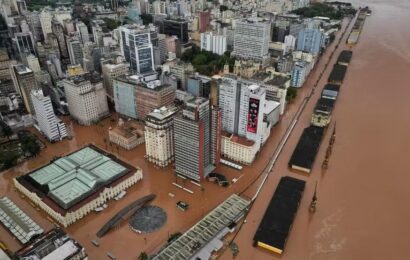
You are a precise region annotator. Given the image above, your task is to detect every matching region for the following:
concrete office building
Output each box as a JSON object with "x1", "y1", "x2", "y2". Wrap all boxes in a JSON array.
[
  {"x1": 31, "y1": 89, "x2": 67, "y2": 142},
  {"x1": 291, "y1": 61, "x2": 308, "y2": 87},
  {"x1": 187, "y1": 74, "x2": 211, "y2": 98},
  {"x1": 136, "y1": 80, "x2": 176, "y2": 120},
  {"x1": 11, "y1": 64, "x2": 38, "y2": 114},
  {"x1": 232, "y1": 18, "x2": 271, "y2": 64},
  {"x1": 174, "y1": 97, "x2": 221, "y2": 182},
  {"x1": 200, "y1": 32, "x2": 227, "y2": 55},
  {"x1": 119, "y1": 25, "x2": 155, "y2": 74},
  {"x1": 51, "y1": 18, "x2": 69, "y2": 59},
  {"x1": 162, "y1": 18, "x2": 189, "y2": 44},
  {"x1": 144, "y1": 106, "x2": 178, "y2": 167},
  {"x1": 14, "y1": 32, "x2": 36, "y2": 58},
  {"x1": 101, "y1": 58, "x2": 130, "y2": 101},
  {"x1": 113, "y1": 76, "x2": 138, "y2": 119},
  {"x1": 296, "y1": 28, "x2": 323, "y2": 55},
  {"x1": 62, "y1": 74, "x2": 109, "y2": 125},
  {"x1": 40, "y1": 9, "x2": 53, "y2": 42},
  {"x1": 25, "y1": 54, "x2": 41, "y2": 73},
  {"x1": 66, "y1": 38, "x2": 84, "y2": 65},
  {"x1": 76, "y1": 21, "x2": 90, "y2": 44}
]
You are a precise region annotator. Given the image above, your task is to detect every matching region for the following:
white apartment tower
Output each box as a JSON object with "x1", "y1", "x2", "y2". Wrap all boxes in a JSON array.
[
  {"x1": 232, "y1": 18, "x2": 271, "y2": 63},
  {"x1": 200, "y1": 32, "x2": 227, "y2": 55},
  {"x1": 218, "y1": 74, "x2": 266, "y2": 145},
  {"x1": 62, "y1": 74, "x2": 109, "y2": 125},
  {"x1": 31, "y1": 89, "x2": 67, "y2": 141},
  {"x1": 144, "y1": 107, "x2": 177, "y2": 167}
]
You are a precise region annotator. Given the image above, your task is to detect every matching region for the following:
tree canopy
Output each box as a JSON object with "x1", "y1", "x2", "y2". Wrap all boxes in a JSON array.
[
  {"x1": 291, "y1": 3, "x2": 355, "y2": 20},
  {"x1": 181, "y1": 45, "x2": 235, "y2": 76}
]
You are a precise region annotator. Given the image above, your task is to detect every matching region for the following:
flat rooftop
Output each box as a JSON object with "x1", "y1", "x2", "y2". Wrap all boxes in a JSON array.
[
  {"x1": 288, "y1": 126, "x2": 324, "y2": 172},
  {"x1": 14, "y1": 228, "x2": 86, "y2": 259},
  {"x1": 152, "y1": 194, "x2": 250, "y2": 260},
  {"x1": 110, "y1": 120, "x2": 144, "y2": 139},
  {"x1": 253, "y1": 176, "x2": 305, "y2": 254},
  {"x1": 16, "y1": 145, "x2": 136, "y2": 213}
]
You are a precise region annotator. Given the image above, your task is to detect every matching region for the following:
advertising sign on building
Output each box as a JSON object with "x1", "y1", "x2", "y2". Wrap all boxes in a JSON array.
[{"x1": 247, "y1": 98, "x2": 259, "y2": 133}]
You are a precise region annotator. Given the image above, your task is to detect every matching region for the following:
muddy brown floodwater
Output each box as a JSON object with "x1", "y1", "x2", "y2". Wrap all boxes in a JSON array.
[
  {"x1": 1, "y1": 1, "x2": 410, "y2": 259},
  {"x1": 220, "y1": 1, "x2": 410, "y2": 260}
]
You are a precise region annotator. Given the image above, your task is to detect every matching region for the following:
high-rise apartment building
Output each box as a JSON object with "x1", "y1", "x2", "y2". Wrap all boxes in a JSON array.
[
  {"x1": 13, "y1": 32, "x2": 36, "y2": 58},
  {"x1": 75, "y1": 21, "x2": 90, "y2": 44},
  {"x1": 25, "y1": 54, "x2": 41, "y2": 73},
  {"x1": 66, "y1": 38, "x2": 84, "y2": 65},
  {"x1": 31, "y1": 89, "x2": 67, "y2": 141},
  {"x1": 296, "y1": 28, "x2": 323, "y2": 55},
  {"x1": 11, "y1": 64, "x2": 38, "y2": 114},
  {"x1": 51, "y1": 18, "x2": 69, "y2": 58},
  {"x1": 199, "y1": 11, "x2": 211, "y2": 33},
  {"x1": 174, "y1": 97, "x2": 221, "y2": 181},
  {"x1": 136, "y1": 80, "x2": 176, "y2": 120},
  {"x1": 218, "y1": 75, "x2": 266, "y2": 145},
  {"x1": 113, "y1": 76, "x2": 138, "y2": 119},
  {"x1": 62, "y1": 73, "x2": 109, "y2": 125},
  {"x1": 101, "y1": 57, "x2": 130, "y2": 100},
  {"x1": 163, "y1": 18, "x2": 189, "y2": 44},
  {"x1": 200, "y1": 32, "x2": 227, "y2": 55},
  {"x1": 40, "y1": 9, "x2": 53, "y2": 42},
  {"x1": 144, "y1": 106, "x2": 177, "y2": 167},
  {"x1": 119, "y1": 25, "x2": 155, "y2": 74},
  {"x1": 232, "y1": 18, "x2": 271, "y2": 63}
]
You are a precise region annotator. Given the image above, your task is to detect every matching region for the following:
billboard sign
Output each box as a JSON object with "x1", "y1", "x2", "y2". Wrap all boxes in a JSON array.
[{"x1": 247, "y1": 98, "x2": 259, "y2": 133}]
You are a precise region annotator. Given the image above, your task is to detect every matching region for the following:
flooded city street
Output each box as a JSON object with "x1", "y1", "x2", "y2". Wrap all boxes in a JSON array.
[{"x1": 1, "y1": 1, "x2": 410, "y2": 259}]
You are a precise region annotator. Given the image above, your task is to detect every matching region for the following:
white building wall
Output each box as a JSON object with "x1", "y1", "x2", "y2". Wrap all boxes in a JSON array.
[
  {"x1": 13, "y1": 169, "x2": 143, "y2": 227},
  {"x1": 31, "y1": 89, "x2": 67, "y2": 141}
]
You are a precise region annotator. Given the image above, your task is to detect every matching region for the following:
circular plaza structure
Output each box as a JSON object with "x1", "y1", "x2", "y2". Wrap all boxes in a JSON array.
[{"x1": 129, "y1": 205, "x2": 167, "y2": 234}]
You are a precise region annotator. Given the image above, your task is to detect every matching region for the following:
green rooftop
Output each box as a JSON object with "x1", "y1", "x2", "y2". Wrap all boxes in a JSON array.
[{"x1": 29, "y1": 147, "x2": 128, "y2": 209}]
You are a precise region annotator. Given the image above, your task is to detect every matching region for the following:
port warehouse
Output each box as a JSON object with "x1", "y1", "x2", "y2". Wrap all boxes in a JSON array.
[
  {"x1": 253, "y1": 176, "x2": 305, "y2": 255},
  {"x1": 152, "y1": 194, "x2": 250, "y2": 260},
  {"x1": 289, "y1": 50, "x2": 351, "y2": 173},
  {"x1": 13, "y1": 144, "x2": 143, "y2": 227}
]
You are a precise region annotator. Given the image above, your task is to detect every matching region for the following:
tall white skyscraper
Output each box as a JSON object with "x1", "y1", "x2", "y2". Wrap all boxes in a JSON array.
[
  {"x1": 31, "y1": 89, "x2": 67, "y2": 141},
  {"x1": 119, "y1": 25, "x2": 154, "y2": 74},
  {"x1": 218, "y1": 74, "x2": 266, "y2": 145},
  {"x1": 232, "y1": 18, "x2": 271, "y2": 63}
]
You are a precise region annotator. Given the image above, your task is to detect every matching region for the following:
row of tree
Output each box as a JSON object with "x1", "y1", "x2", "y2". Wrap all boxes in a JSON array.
[{"x1": 292, "y1": 3, "x2": 356, "y2": 20}]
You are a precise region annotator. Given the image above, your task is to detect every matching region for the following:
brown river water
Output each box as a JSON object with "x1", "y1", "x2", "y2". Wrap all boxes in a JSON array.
[{"x1": 1, "y1": 1, "x2": 410, "y2": 259}]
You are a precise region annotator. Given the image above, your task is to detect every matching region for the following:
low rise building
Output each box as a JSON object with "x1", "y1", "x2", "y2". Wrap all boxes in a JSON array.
[
  {"x1": 14, "y1": 228, "x2": 87, "y2": 259},
  {"x1": 221, "y1": 132, "x2": 259, "y2": 165},
  {"x1": 109, "y1": 119, "x2": 145, "y2": 150},
  {"x1": 14, "y1": 145, "x2": 143, "y2": 227},
  {"x1": 0, "y1": 197, "x2": 44, "y2": 245}
]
